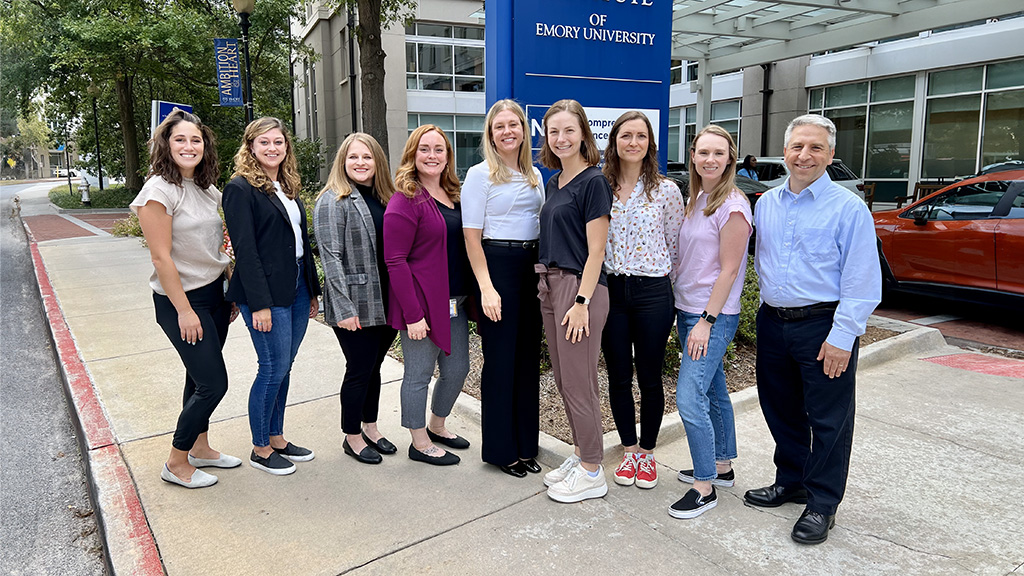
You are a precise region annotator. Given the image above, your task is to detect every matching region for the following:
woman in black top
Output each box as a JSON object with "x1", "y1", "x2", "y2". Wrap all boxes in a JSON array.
[
  {"x1": 313, "y1": 133, "x2": 399, "y2": 465},
  {"x1": 535, "y1": 99, "x2": 613, "y2": 503}
]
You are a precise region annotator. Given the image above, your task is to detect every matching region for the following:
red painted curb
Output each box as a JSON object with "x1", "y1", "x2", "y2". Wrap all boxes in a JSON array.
[
  {"x1": 924, "y1": 353, "x2": 1024, "y2": 379},
  {"x1": 27, "y1": 237, "x2": 165, "y2": 575}
]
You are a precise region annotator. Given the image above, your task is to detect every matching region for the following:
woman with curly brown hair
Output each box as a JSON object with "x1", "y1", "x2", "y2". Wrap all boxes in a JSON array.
[
  {"x1": 132, "y1": 109, "x2": 239, "y2": 489},
  {"x1": 223, "y1": 117, "x2": 322, "y2": 476},
  {"x1": 384, "y1": 124, "x2": 472, "y2": 466}
]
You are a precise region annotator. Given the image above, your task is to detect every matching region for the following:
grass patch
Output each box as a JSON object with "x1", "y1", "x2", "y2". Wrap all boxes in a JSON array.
[{"x1": 49, "y1": 184, "x2": 136, "y2": 209}]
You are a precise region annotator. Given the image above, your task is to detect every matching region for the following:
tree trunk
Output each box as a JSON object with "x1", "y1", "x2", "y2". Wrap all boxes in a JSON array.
[
  {"x1": 356, "y1": 0, "x2": 389, "y2": 158},
  {"x1": 115, "y1": 75, "x2": 142, "y2": 191}
]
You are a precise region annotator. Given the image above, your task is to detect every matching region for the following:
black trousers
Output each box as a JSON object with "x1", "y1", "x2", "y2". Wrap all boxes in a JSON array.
[
  {"x1": 153, "y1": 279, "x2": 231, "y2": 452},
  {"x1": 755, "y1": 303, "x2": 858, "y2": 516},
  {"x1": 477, "y1": 243, "x2": 541, "y2": 465},
  {"x1": 601, "y1": 274, "x2": 674, "y2": 450},
  {"x1": 332, "y1": 324, "x2": 398, "y2": 434}
]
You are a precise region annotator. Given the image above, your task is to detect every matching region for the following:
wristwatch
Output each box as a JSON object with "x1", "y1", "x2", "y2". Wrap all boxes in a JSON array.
[
  {"x1": 575, "y1": 294, "x2": 590, "y2": 306},
  {"x1": 701, "y1": 310, "x2": 717, "y2": 325}
]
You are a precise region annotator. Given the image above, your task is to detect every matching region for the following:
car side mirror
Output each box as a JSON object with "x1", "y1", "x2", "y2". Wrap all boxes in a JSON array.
[{"x1": 911, "y1": 207, "x2": 928, "y2": 226}]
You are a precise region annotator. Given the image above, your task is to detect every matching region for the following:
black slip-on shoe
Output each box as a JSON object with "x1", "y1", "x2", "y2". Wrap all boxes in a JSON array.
[
  {"x1": 408, "y1": 444, "x2": 460, "y2": 466},
  {"x1": 343, "y1": 438, "x2": 383, "y2": 464},
  {"x1": 668, "y1": 487, "x2": 718, "y2": 519},
  {"x1": 362, "y1": 432, "x2": 397, "y2": 455},
  {"x1": 499, "y1": 461, "x2": 528, "y2": 478},
  {"x1": 426, "y1": 429, "x2": 470, "y2": 450},
  {"x1": 519, "y1": 458, "x2": 542, "y2": 474},
  {"x1": 677, "y1": 468, "x2": 735, "y2": 487},
  {"x1": 249, "y1": 450, "x2": 296, "y2": 476},
  {"x1": 272, "y1": 442, "x2": 315, "y2": 462}
]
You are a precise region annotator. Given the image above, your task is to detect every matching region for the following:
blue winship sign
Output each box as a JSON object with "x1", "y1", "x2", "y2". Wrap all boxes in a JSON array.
[{"x1": 486, "y1": 0, "x2": 672, "y2": 167}]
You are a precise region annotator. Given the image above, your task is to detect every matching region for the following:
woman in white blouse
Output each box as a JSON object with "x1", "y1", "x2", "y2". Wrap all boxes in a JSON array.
[
  {"x1": 462, "y1": 99, "x2": 545, "y2": 478},
  {"x1": 601, "y1": 111, "x2": 684, "y2": 490}
]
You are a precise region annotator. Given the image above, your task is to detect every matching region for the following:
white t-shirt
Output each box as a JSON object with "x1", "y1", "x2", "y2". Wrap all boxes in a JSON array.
[
  {"x1": 461, "y1": 161, "x2": 544, "y2": 240},
  {"x1": 273, "y1": 181, "x2": 304, "y2": 259}
]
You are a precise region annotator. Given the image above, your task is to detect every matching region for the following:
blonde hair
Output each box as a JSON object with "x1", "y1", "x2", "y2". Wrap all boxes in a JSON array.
[
  {"x1": 394, "y1": 124, "x2": 461, "y2": 201},
  {"x1": 537, "y1": 99, "x2": 601, "y2": 170},
  {"x1": 318, "y1": 132, "x2": 395, "y2": 205},
  {"x1": 686, "y1": 125, "x2": 748, "y2": 218},
  {"x1": 602, "y1": 110, "x2": 662, "y2": 201},
  {"x1": 231, "y1": 117, "x2": 302, "y2": 199},
  {"x1": 482, "y1": 99, "x2": 539, "y2": 188}
]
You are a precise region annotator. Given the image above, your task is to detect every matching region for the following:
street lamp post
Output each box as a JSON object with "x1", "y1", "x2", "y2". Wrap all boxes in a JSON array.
[
  {"x1": 87, "y1": 82, "x2": 104, "y2": 191},
  {"x1": 233, "y1": 0, "x2": 255, "y2": 125}
]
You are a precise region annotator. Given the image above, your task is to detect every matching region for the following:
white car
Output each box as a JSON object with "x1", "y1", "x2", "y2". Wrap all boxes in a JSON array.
[{"x1": 752, "y1": 157, "x2": 866, "y2": 200}]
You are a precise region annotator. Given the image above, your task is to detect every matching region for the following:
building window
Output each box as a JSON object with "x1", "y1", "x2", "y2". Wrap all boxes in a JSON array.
[
  {"x1": 667, "y1": 108, "x2": 681, "y2": 161},
  {"x1": 670, "y1": 60, "x2": 682, "y2": 85},
  {"x1": 407, "y1": 113, "x2": 484, "y2": 178},
  {"x1": 711, "y1": 100, "x2": 741, "y2": 148},
  {"x1": 682, "y1": 106, "x2": 696, "y2": 164},
  {"x1": 406, "y1": 22, "x2": 485, "y2": 93}
]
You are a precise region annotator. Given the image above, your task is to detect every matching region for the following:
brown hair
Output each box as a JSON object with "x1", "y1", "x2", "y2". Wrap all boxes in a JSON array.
[
  {"x1": 537, "y1": 99, "x2": 601, "y2": 170},
  {"x1": 482, "y1": 99, "x2": 539, "y2": 188},
  {"x1": 394, "y1": 124, "x2": 461, "y2": 201},
  {"x1": 686, "y1": 125, "x2": 747, "y2": 218},
  {"x1": 231, "y1": 117, "x2": 302, "y2": 199},
  {"x1": 318, "y1": 132, "x2": 395, "y2": 205},
  {"x1": 602, "y1": 110, "x2": 662, "y2": 201},
  {"x1": 147, "y1": 108, "x2": 219, "y2": 189}
]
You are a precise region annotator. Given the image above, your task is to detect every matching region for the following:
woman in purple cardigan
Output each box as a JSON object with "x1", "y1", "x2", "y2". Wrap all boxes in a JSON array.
[{"x1": 384, "y1": 124, "x2": 472, "y2": 466}]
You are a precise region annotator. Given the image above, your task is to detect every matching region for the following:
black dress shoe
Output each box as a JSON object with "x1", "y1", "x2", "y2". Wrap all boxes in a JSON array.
[
  {"x1": 519, "y1": 458, "x2": 542, "y2": 474},
  {"x1": 362, "y1": 432, "x2": 397, "y2": 455},
  {"x1": 743, "y1": 484, "x2": 808, "y2": 508},
  {"x1": 499, "y1": 461, "x2": 528, "y2": 478},
  {"x1": 408, "y1": 444, "x2": 460, "y2": 466},
  {"x1": 343, "y1": 438, "x2": 382, "y2": 465},
  {"x1": 426, "y1": 429, "x2": 470, "y2": 450},
  {"x1": 791, "y1": 509, "x2": 835, "y2": 545}
]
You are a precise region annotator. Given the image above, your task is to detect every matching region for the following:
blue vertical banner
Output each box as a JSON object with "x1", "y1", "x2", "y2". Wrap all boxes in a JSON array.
[
  {"x1": 486, "y1": 0, "x2": 672, "y2": 169},
  {"x1": 214, "y1": 38, "x2": 243, "y2": 107}
]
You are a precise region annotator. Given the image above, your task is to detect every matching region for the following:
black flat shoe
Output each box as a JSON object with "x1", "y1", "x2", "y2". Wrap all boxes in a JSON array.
[
  {"x1": 362, "y1": 432, "x2": 397, "y2": 455},
  {"x1": 427, "y1": 429, "x2": 470, "y2": 450},
  {"x1": 499, "y1": 461, "x2": 528, "y2": 478},
  {"x1": 408, "y1": 444, "x2": 460, "y2": 466},
  {"x1": 519, "y1": 458, "x2": 542, "y2": 474},
  {"x1": 743, "y1": 484, "x2": 808, "y2": 508},
  {"x1": 791, "y1": 509, "x2": 835, "y2": 545},
  {"x1": 343, "y1": 438, "x2": 382, "y2": 465}
]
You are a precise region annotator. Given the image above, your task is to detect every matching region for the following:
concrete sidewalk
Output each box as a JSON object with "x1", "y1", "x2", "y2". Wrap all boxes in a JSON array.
[{"x1": 17, "y1": 189, "x2": 1024, "y2": 575}]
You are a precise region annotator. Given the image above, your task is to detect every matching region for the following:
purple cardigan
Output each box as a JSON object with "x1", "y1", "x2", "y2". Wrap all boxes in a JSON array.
[{"x1": 383, "y1": 188, "x2": 452, "y2": 354}]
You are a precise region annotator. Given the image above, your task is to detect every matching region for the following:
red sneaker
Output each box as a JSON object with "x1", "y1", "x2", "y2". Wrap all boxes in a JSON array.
[
  {"x1": 613, "y1": 452, "x2": 637, "y2": 486},
  {"x1": 636, "y1": 453, "x2": 658, "y2": 489}
]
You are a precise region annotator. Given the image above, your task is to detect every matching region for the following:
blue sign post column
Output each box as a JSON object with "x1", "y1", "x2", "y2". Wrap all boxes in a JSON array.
[{"x1": 486, "y1": 0, "x2": 672, "y2": 169}]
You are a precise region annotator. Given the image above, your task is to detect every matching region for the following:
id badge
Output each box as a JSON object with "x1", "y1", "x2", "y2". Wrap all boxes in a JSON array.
[{"x1": 449, "y1": 298, "x2": 458, "y2": 318}]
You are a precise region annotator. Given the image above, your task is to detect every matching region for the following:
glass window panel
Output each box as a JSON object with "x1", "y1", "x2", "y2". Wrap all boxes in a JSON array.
[
  {"x1": 922, "y1": 94, "x2": 981, "y2": 178},
  {"x1": 987, "y1": 59, "x2": 1024, "y2": 90},
  {"x1": 981, "y1": 89, "x2": 1024, "y2": 167},
  {"x1": 686, "y1": 63, "x2": 698, "y2": 82},
  {"x1": 417, "y1": 44, "x2": 452, "y2": 75},
  {"x1": 824, "y1": 82, "x2": 867, "y2": 107},
  {"x1": 405, "y1": 23, "x2": 415, "y2": 35},
  {"x1": 671, "y1": 68, "x2": 681, "y2": 84},
  {"x1": 416, "y1": 23, "x2": 452, "y2": 38},
  {"x1": 419, "y1": 114, "x2": 455, "y2": 131},
  {"x1": 928, "y1": 66, "x2": 982, "y2": 96},
  {"x1": 809, "y1": 88, "x2": 823, "y2": 110},
  {"x1": 871, "y1": 76, "x2": 915, "y2": 102},
  {"x1": 668, "y1": 126, "x2": 680, "y2": 162},
  {"x1": 684, "y1": 106, "x2": 696, "y2": 124},
  {"x1": 824, "y1": 106, "x2": 866, "y2": 178},
  {"x1": 420, "y1": 75, "x2": 452, "y2": 91},
  {"x1": 711, "y1": 100, "x2": 740, "y2": 120},
  {"x1": 454, "y1": 26, "x2": 484, "y2": 40},
  {"x1": 455, "y1": 132, "x2": 483, "y2": 179},
  {"x1": 455, "y1": 77, "x2": 484, "y2": 92},
  {"x1": 669, "y1": 108, "x2": 681, "y2": 125},
  {"x1": 406, "y1": 75, "x2": 420, "y2": 90},
  {"x1": 406, "y1": 43, "x2": 417, "y2": 73},
  {"x1": 683, "y1": 124, "x2": 696, "y2": 164},
  {"x1": 408, "y1": 113, "x2": 419, "y2": 128},
  {"x1": 454, "y1": 46, "x2": 484, "y2": 76},
  {"x1": 866, "y1": 101, "x2": 913, "y2": 179},
  {"x1": 456, "y1": 115, "x2": 485, "y2": 132},
  {"x1": 717, "y1": 120, "x2": 739, "y2": 143}
]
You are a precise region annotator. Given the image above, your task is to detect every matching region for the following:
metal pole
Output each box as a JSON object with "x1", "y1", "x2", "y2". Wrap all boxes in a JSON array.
[
  {"x1": 348, "y1": 5, "x2": 358, "y2": 134},
  {"x1": 240, "y1": 12, "x2": 254, "y2": 125},
  {"x1": 92, "y1": 96, "x2": 104, "y2": 191}
]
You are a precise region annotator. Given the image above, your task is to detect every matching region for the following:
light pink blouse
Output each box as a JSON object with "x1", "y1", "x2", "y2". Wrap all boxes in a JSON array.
[
  {"x1": 604, "y1": 178, "x2": 685, "y2": 278},
  {"x1": 673, "y1": 190, "x2": 752, "y2": 315}
]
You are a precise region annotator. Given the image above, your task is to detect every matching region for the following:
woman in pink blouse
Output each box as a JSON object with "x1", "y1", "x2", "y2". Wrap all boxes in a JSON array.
[
  {"x1": 669, "y1": 125, "x2": 752, "y2": 519},
  {"x1": 601, "y1": 111, "x2": 684, "y2": 490}
]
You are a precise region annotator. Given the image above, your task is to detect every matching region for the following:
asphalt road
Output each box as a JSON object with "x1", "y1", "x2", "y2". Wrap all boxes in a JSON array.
[{"x1": 0, "y1": 189, "x2": 106, "y2": 575}]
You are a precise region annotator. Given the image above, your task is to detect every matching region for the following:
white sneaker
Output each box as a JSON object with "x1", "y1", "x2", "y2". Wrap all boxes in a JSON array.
[
  {"x1": 543, "y1": 454, "x2": 582, "y2": 487},
  {"x1": 547, "y1": 464, "x2": 608, "y2": 503}
]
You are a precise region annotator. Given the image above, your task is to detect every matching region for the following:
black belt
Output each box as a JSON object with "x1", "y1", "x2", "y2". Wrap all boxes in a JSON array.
[
  {"x1": 764, "y1": 301, "x2": 838, "y2": 321},
  {"x1": 483, "y1": 239, "x2": 538, "y2": 249}
]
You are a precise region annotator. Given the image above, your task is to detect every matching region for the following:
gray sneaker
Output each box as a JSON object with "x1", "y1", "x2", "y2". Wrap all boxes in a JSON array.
[{"x1": 543, "y1": 454, "x2": 582, "y2": 487}]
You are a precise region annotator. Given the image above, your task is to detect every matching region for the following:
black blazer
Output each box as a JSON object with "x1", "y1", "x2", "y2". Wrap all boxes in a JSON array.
[{"x1": 222, "y1": 176, "x2": 321, "y2": 311}]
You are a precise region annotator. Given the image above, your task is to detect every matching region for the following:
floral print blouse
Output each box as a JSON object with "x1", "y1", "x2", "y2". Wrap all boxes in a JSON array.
[{"x1": 604, "y1": 177, "x2": 685, "y2": 279}]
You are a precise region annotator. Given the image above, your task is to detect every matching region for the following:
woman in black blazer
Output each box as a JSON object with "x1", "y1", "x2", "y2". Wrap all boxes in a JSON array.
[
  {"x1": 313, "y1": 133, "x2": 398, "y2": 465},
  {"x1": 223, "y1": 117, "x2": 322, "y2": 477}
]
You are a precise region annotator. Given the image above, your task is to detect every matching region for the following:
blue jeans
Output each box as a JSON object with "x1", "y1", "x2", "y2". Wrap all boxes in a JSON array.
[
  {"x1": 676, "y1": 310, "x2": 740, "y2": 482},
  {"x1": 238, "y1": 260, "x2": 312, "y2": 447}
]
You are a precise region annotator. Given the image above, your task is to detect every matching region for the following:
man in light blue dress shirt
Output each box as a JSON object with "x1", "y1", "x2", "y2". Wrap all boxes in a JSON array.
[{"x1": 746, "y1": 115, "x2": 881, "y2": 545}]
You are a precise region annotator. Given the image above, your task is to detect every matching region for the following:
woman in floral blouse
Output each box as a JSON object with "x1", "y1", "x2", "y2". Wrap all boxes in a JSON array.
[{"x1": 601, "y1": 111, "x2": 684, "y2": 490}]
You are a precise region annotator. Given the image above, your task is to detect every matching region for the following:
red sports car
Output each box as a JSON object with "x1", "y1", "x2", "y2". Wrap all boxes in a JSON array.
[{"x1": 873, "y1": 170, "x2": 1024, "y2": 306}]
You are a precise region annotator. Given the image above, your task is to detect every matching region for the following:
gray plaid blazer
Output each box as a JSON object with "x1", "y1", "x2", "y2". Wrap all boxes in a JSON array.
[{"x1": 313, "y1": 188, "x2": 388, "y2": 327}]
